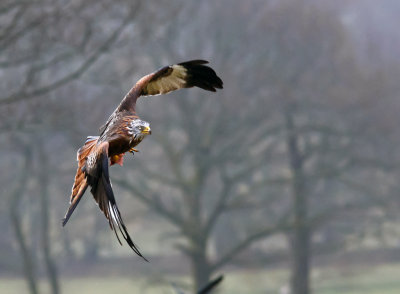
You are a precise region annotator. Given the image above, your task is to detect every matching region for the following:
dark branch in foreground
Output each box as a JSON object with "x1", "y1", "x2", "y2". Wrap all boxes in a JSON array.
[
  {"x1": 198, "y1": 275, "x2": 223, "y2": 294},
  {"x1": 172, "y1": 275, "x2": 224, "y2": 294}
]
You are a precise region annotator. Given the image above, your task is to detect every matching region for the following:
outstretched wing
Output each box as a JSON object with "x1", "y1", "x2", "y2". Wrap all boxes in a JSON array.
[
  {"x1": 118, "y1": 60, "x2": 223, "y2": 112},
  {"x1": 86, "y1": 142, "x2": 147, "y2": 260},
  {"x1": 140, "y1": 60, "x2": 223, "y2": 95},
  {"x1": 63, "y1": 140, "x2": 147, "y2": 260}
]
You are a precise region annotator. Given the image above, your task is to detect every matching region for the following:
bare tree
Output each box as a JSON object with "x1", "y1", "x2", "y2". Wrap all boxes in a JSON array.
[
  {"x1": 0, "y1": 0, "x2": 142, "y2": 105},
  {"x1": 1, "y1": 1, "x2": 399, "y2": 294},
  {"x1": 109, "y1": 1, "x2": 293, "y2": 290},
  {"x1": 9, "y1": 144, "x2": 37, "y2": 294}
]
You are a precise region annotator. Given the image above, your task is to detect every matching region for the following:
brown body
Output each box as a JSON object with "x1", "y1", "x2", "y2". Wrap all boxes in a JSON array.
[
  {"x1": 101, "y1": 113, "x2": 141, "y2": 158},
  {"x1": 63, "y1": 60, "x2": 223, "y2": 259}
]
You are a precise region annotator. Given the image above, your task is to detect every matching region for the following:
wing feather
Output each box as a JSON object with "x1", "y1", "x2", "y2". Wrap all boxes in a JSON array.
[
  {"x1": 142, "y1": 60, "x2": 223, "y2": 95},
  {"x1": 87, "y1": 142, "x2": 148, "y2": 260},
  {"x1": 118, "y1": 60, "x2": 223, "y2": 112},
  {"x1": 63, "y1": 139, "x2": 147, "y2": 260}
]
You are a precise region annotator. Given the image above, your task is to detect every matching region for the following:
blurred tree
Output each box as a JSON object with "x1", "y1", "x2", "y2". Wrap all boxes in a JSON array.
[
  {"x1": 1, "y1": 1, "x2": 399, "y2": 294},
  {"x1": 258, "y1": 1, "x2": 399, "y2": 293},
  {"x1": 113, "y1": 1, "x2": 398, "y2": 293},
  {"x1": 0, "y1": 0, "x2": 174, "y2": 292},
  {"x1": 0, "y1": 0, "x2": 142, "y2": 105},
  {"x1": 9, "y1": 143, "x2": 37, "y2": 294},
  {"x1": 112, "y1": 0, "x2": 293, "y2": 290},
  {"x1": 38, "y1": 143, "x2": 60, "y2": 294}
]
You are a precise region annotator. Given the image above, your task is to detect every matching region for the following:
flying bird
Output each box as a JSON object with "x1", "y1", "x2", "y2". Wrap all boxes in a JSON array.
[{"x1": 62, "y1": 60, "x2": 223, "y2": 260}]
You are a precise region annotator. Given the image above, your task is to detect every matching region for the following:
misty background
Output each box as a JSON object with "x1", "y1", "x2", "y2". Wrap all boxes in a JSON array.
[{"x1": 1, "y1": 0, "x2": 400, "y2": 293}]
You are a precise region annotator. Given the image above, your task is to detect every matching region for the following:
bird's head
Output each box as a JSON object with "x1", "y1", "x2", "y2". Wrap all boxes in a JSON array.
[{"x1": 129, "y1": 119, "x2": 151, "y2": 139}]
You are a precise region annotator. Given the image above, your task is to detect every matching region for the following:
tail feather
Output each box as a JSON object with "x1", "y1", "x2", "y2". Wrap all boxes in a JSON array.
[
  {"x1": 63, "y1": 137, "x2": 147, "y2": 260},
  {"x1": 62, "y1": 136, "x2": 99, "y2": 226},
  {"x1": 62, "y1": 183, "x2": 88, "y2": 226}
]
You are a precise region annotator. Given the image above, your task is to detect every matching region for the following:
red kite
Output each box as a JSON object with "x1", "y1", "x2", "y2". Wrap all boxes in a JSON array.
[{"x1": 62, "y1": 60, "x2": 223, "y2": 260}]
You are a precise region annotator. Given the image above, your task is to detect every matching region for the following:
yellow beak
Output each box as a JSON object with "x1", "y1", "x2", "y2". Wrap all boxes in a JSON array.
[{"x1": 141, "y1": 126, "x2": 151, "y2": 135}]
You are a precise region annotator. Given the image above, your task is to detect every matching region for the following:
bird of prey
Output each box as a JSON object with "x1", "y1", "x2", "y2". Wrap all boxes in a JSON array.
[{"x1": 62, "y1": 60, "x2": 223, "y2": 260}]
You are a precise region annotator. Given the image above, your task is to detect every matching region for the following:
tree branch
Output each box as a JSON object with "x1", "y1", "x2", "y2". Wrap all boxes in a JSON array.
[
  {"x1": 210, "y1": 219, "x2": 292, "y2": 272},
  {"x1": 113, "y1": 177, "x2": 184, "y2": 229},
  {"x1": 0, "y1": 2, "x2": 141, "y2": 105}
]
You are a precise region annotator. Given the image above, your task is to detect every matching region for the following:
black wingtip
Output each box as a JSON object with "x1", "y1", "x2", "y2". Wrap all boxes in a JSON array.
[
  {"x1": 178, "y1": 59, "x2": 209, "y2": 66},
  {"x1": 139, "y1": 253, "x2": 149, "y2": 262},
  {"x1": 122, "y1": 225, "x2": 149, "y2": 262},
  {"x1": 125, "y1": 236, "x2": 149, "y2": 262},
  {"x1": 181, "y1": 61, "x2": 223, "y2": 93},
  {"x1": 99, "y1": 156, "x2": 149, "y2": 261}
]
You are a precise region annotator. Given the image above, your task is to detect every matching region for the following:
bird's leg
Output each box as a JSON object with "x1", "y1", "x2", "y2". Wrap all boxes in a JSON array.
[
  {"x1": 110, "y1": 154, "x2": 125, "y2": 166},
  {"x1": 129, "y1": 147, "x2": 139, "y2": 155}
]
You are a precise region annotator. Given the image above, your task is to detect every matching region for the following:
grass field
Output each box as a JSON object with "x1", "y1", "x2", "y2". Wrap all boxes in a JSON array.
[
  {"x1": 313, "y1": 263, "x2": 400, "y2": 294},
  {"x1": 1, "y1": 263, "x2": 400, "y2": 294}
]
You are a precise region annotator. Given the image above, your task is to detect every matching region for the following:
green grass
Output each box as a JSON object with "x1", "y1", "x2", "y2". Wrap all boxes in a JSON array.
[
  {"x1": 1, "y1": 277, "x2": 172, "y2": 294},
  {"x1": 1, "y1": 263, "x2": 400, "y2": 294},
  {"x1": 313, "y1": 263, "x2": 400, "y2": 294}
]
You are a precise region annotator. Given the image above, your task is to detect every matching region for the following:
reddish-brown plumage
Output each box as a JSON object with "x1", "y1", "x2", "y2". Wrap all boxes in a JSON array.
[{"x1": 63, "y1": 60, "x2": 223, "y2": 259}]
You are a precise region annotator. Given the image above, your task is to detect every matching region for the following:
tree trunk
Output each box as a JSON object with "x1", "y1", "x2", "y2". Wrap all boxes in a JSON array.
[
  {"x1": 62, "y1": 230, "x2": 74, "y2": 261},
  {"x1": 290, "y1": 201, "x2": 311, "y2": 294},
  {"x1": 189, "y1": 241, "x2": 212, "y2": 292},
  {"x1": 11, "y1": 212, "x2": 39, "y2": 294},
  {"x1": 83, "y1": 213, "x2": 103, "y2": 262},
  {"x1": 285, "y1": 108, "x2": 311, "y2": 294},
  {"x1": 39, "y1": 150, "x2": 60, "y2": 294},
  {"x1": 10, "y1": 150, "x2": 38, "y2": 294}
]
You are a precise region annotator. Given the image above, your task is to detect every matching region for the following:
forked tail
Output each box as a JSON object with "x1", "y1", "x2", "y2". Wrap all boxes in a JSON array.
[{"x1": 62, "y1": 136, "x2": 99, "y2": 226}]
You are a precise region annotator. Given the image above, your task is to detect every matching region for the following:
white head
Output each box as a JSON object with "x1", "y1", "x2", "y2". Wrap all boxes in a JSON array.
[{"x1": 128, "y1": 119, "x2": 151, "y2": 140}]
